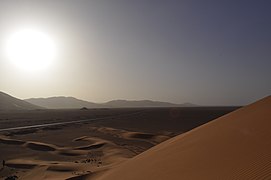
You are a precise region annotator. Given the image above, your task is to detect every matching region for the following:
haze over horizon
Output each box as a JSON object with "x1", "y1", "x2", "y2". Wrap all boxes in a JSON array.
[{"x1": 1, "y1": 0, "x2": 271, "y2": 106}]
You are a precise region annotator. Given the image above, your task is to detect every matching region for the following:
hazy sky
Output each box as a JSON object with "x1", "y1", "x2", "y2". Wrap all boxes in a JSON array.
[{"x1": 0, "y1": 0, "x2": 270, "y2": 105}]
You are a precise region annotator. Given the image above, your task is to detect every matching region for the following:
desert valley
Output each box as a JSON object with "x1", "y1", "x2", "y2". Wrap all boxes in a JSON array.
[{"x1": 1, "y1": 1, "x2": 270, "y2": 179}]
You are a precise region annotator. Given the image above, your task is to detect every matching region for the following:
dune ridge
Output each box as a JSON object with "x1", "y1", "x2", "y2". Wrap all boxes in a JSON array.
[{"x1": 97, "y1": 96, "x2": 271, "y2": 180}]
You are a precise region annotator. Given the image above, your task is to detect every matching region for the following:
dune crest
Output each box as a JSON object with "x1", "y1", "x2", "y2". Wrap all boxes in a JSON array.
[{"x1": 97, "y1": 96, "x2": 271, "y2": 180}]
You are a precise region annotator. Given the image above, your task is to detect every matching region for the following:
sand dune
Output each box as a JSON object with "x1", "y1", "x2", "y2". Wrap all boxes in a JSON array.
[
  {"x1": 75, "y1": 143, "x2": 106, "y2": 150},
  {"x1": 25, "y1": 142, "x2": 57, "y2": 152},
  {"x1": 0, "y1": 136, "x2": 25, "y2": 145},
  {"x1": 6, "y1": 159, "x2": 38, "y2": 169},
  {"x1": 91, "y1": 127, "x2": 170, "y2": 145},
  {"x1": 98, "y1": 96, "x2": 271, "y2": 180}
]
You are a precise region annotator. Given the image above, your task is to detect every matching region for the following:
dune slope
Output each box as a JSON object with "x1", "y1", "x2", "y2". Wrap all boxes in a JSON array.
[{"x1": 98, "y1": 96, "x2": 271, "y2": 180}]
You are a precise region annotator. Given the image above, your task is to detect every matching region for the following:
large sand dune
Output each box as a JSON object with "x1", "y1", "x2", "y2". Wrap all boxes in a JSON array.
[{"x1": 98, "y1": 96, "x2": 271, "y2": 180}]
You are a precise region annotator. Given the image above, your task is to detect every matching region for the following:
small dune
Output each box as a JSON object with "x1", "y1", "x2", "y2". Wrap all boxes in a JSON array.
[
  {"x1": 73, "y1": 136, "x2": 107, "y2": 144},
  {"x1": 58, "y1": 149, "x2": 87, "y2": 156},
  {"x1": 73, "y1": 136, "x2": 89, "y2": 141},
  {"x1": 93, "y1": 127, "x2": 126, "y2": 138},
  {"x1": 123, "y1": 132, "x2": 155, "y2": 139},
  {"x1": 122, "y1": 132, "x2": 170, "y2": 144},
  {"x1": 6, "y1": 160, "x2": 38, "y2": 169},
  {"x1": 6, "y1": 163, "x2": 37, "y2": 169},
  {"x1": 75, "y1": 142, "x2": 106, "y2": 150},
  {"x1": 47, "y1": 164, "x2": 78, "y2": 172},
  {"x1": 24, "y1": 142, "x2": 57, "y2": 152},
  {"x1": 0, "y1": 136, "x2": 25, "y2": 145},
  {"x1": 92, "y1": 126, "x2": 170, "y2": 144}
]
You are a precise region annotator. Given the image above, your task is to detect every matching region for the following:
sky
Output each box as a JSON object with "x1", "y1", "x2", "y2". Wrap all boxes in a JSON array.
[{"x1": 0, "y1": 0, "x2": 270, "y2": 106}]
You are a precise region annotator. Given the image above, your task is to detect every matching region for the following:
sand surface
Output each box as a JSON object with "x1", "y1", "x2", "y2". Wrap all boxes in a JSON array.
[
  {"x1": 98, "y1": 96, "x2": 271, "y2": 180},
  {"x1": 0, "y1": 107, "x2": 237, "y2": 179}
]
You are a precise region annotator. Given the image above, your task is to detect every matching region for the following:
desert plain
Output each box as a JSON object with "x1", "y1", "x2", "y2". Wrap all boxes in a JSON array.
[{"x1": 0, "y1": 106, "x2": 237, "y2": 179}]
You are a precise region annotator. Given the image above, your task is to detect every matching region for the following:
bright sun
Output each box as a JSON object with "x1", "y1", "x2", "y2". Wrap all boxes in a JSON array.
[{"x1": 6, "y1": 28, "x2": 57, "y2": 71}]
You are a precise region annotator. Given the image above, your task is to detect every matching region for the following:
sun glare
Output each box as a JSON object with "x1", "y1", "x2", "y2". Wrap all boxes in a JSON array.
[{"x1": 5, "y1": 28, "x2": 57, "y2": 71}]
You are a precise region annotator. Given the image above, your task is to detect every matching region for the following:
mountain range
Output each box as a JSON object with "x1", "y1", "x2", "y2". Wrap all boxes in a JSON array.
[
  {"x1": 0, "y1": 91, "x2": 196, "y2": 110},
  {"x1": 25, "y1": 97, "x2": 196, "y2": 109}
]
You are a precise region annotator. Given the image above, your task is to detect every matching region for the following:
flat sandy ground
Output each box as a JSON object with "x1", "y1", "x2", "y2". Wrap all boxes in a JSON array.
[{"x1": 0, "y1": 107, "x2": 237, "y2": 180}]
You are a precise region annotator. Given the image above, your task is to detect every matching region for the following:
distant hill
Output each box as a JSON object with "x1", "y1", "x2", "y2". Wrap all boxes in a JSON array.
[
  {"x1": 0, "y1": 92, "x2": 41, "y2": 111},
  {"x1": 104, "y1": 100, "x2": 194, "y2": 108},
  {"x1": 25, "y1": 97, "x2": 105, "y2": 109},
  {"x1": 25, "y1": 97, "x2": 196, "y2": 109}
]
